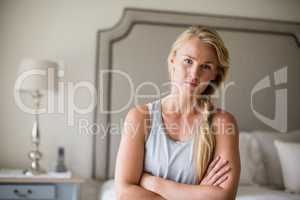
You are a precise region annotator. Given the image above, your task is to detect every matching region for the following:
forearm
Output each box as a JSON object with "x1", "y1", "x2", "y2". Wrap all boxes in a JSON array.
[
  {"x1": 154, "y1": 178, "x2": 232, "y2": 200},
  {"x1": 117, "y1": 183, "x2": 166, "y2": 200}
]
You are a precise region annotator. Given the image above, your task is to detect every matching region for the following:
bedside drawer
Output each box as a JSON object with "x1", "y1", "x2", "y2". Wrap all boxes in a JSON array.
[{"x1": 0, "y1": 184, "x2": 55, "y2": 199}]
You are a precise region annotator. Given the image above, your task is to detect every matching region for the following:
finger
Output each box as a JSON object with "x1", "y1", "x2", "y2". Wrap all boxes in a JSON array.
[
  {"x1": 199, "y1": 178, "x2": 207, "y2": 185},
  {"x1": 211, "y1": 166, "x2": 231, "y2": 185},
  {"x1": 206, "y1": 156, "x2": 220, "y2": 174},
  {"x1": 207, "y1": 159, "x2": 229, "y2": 180},
  {"x1": 213, "y1": 175, "x2": 228, "y2": 186},
  {"x1": 210, "y1": 159, "x2": 229, "y2": 176},
  {"x1": 200, "y1": 173, "x2": 213, "y2": 185}
]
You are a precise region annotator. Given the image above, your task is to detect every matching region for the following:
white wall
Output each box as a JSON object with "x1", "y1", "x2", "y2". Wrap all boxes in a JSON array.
[{"x1": 0, "y1": 0, "x2": 299, "y2": 178}]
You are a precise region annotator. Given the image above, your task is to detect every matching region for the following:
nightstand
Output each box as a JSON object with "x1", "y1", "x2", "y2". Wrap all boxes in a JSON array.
[{"x1": 0, "y1": 177, "x2": 84, "y2": 200}]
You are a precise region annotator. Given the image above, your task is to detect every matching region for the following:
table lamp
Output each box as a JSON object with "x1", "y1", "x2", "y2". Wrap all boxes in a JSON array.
[{"x1": 16, "y1": 59, "x2": 58, "y2": 175}]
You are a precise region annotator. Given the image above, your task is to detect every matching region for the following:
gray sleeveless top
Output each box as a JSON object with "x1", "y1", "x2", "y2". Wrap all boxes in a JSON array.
[{"x1": 144, "y1": 99, "x2": 198, "y2": 185}]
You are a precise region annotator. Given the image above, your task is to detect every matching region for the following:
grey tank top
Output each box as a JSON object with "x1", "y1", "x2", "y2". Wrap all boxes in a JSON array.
[{"x1": 144, "y1": 99, "x2": 199, "y2": 185}]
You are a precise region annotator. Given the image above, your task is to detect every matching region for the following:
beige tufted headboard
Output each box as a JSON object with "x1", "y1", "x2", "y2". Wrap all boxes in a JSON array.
[{"x1": 93, "y1": 8, "x2": 300, "y2": 180}]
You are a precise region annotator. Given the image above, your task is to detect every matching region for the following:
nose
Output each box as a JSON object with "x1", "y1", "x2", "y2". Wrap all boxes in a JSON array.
[
  {"x1": 190, "y1": 65, "x2": 202, "y2": 82},
  {"x1": 191, "y1": 77, "x2": 198, "y2": 83}
]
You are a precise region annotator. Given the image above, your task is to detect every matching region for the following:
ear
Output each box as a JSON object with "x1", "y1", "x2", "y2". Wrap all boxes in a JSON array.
[
  {"x1": 169, "y1": 57, "x2": 174, "y2": 65},
  {"x1": 169, "y1": 51, "x2": 176, "y2": 64}
]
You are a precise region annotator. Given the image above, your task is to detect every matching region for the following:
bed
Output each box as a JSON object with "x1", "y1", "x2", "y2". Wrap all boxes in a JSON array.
[
  {"x1": 98, "y1": 181, "x2": 300, "y2": 200},
  {"x1": 92, "y1": 8, "x2": 300, "y2": 200}
]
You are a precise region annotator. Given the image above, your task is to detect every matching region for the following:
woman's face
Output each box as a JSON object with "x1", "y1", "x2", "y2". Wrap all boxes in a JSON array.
[{"x1": 170, "y1": 37, "x2": 218, "y2": 96}]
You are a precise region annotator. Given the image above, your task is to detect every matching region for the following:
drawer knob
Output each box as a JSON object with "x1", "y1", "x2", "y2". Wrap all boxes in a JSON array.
[{"x1": 13, "y1": 189, "x2": 32, "y2": 198}]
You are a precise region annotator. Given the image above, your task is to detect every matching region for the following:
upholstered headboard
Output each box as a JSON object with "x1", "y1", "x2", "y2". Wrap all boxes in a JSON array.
[{"x1": 93, "y1": 8, "x2": 300, "y2": 180}]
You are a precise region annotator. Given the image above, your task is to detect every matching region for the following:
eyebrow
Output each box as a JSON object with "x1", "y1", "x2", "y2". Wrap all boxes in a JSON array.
[{"x1": 183, "y1": 55, "x2": 217, "y2": 65}]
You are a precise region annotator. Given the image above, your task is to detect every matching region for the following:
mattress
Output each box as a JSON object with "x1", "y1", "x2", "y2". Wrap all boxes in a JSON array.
[{"x1": 98, "y1": 179, "x2": 300, "y2": 200}]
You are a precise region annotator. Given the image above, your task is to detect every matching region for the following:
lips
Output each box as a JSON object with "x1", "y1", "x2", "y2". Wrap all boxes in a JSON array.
[
  {"x1": 190, "y1": 82, "x2": 198, "y2": 87},
  {"x1": 186, "y1": 81, "x2": 198, "y2": 87}
]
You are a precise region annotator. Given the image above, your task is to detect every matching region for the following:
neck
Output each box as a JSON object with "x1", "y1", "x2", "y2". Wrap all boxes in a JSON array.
[{"x1": 162, "y1": 94, "x2": 202, "y2": 117}]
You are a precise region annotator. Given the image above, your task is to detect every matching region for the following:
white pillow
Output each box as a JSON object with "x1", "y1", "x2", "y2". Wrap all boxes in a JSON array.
[
  {"x1": 253, "y1": 130, "x2": 300, "y2": 189},
  {"x1": 239, "y1": 132, "x2": 266, "y2": 185},
  {"x1": 274, "y1": 140, "x2": 300, "y2": 193}
]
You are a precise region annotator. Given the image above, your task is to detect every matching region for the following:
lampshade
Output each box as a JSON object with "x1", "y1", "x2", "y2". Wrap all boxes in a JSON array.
[{"x1": 17, "y1": 59, "x2": 59, "y2": 93}]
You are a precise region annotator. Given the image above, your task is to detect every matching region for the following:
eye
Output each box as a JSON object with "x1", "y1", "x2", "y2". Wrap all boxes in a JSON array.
[
  {"x1": 183, "y1": 58, "x2": 193, "y2": 65},
  {"x1": 201, "y1": 64, "x2": 212, "y2": 70}
]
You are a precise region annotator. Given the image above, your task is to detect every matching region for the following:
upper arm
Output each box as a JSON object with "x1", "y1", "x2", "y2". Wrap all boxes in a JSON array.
[
  {"x1": 211, "y1": 110, "x2": 240, "y2": 198},
  {"x1": 115, "y1": 105, "x2": 150, "y2": 189}
]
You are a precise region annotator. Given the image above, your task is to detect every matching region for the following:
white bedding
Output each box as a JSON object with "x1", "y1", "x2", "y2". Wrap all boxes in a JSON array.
[
  {"x1": 237, "y1": 185, "x2": 300, "y2": 200},
  {"x1": 99, "y1": 179, "x2": 116, "y2": 200},
  {"x1": 98, "y1": 179, "x2": 300, "y2": 200}
]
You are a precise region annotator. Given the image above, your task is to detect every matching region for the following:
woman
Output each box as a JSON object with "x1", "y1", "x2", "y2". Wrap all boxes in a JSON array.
[{"x1": 115, "y1": 26, "x2": 240, "y2": 200}]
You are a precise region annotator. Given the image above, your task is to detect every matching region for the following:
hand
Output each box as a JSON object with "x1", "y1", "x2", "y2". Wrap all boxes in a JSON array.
[
  {"x1": 140, "y1": 172, "x2": 158, "y2": 193},
  {"x1": 200, "y1": 156, "x2": 231, "y2": 187}
]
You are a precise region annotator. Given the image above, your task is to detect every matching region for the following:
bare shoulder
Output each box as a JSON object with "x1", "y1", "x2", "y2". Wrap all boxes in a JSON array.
[
  {"x1": 115, "y1": 103, "x2": 151, "y2": 186},
  {"x1": 210, "y1": 110, "x2": 241, "y2": 194},
  {"x1": 211, "y1": 108, "x2": 239, "y2": 136},
  {"x1": 124, "y1": 104, "x2": 151, "y2": 139},
  {"x1": 212, "y1": 108, "x2": 237, "y2": 124},
  {"x1": 126, "y1": 104, "x2": 149, "y2": 122}
]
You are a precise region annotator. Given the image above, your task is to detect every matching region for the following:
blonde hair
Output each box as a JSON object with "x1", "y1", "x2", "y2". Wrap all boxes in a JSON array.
[{"x1": 167, "y1": 26, "x2": 230, "y2": 181}]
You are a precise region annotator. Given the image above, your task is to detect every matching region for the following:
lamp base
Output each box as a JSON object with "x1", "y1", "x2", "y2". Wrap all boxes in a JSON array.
[
  {"x1": 24, "y1": 168, "x2": 47, "y2": 176},
  {"x1": 27, "y1": 150, "x2": 46, "y2": 175}
]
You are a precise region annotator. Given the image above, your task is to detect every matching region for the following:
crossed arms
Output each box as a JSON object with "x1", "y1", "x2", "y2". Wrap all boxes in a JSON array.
[{"x1": 115, "y1": 105, "x2": 240, "y2": 200}]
